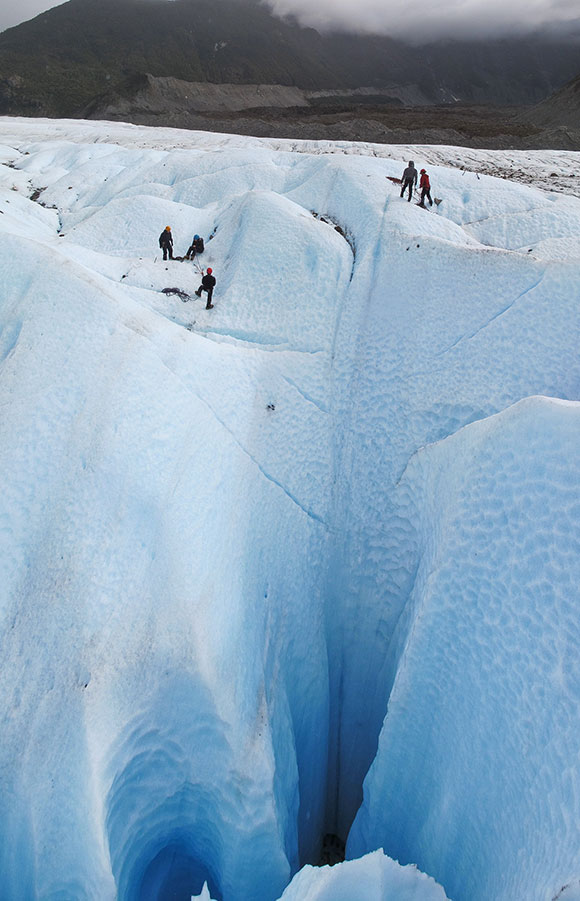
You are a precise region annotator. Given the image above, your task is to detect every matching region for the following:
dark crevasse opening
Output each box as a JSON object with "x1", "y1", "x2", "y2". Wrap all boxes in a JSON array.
[
  {"x1": 318, "y1": 833, "x2": 346, "y2": 866},
  {"x1": 138, "y1": 844, "x2": 221, "y2": 901}
]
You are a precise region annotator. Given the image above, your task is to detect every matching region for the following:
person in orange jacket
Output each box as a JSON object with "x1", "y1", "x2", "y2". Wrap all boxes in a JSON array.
[
  {"x1": 419, "y1": 169, "x2": 433, "y2": 208},
  {"x1": 159, "y1": 225, "x2": 174, "y2": 260}
]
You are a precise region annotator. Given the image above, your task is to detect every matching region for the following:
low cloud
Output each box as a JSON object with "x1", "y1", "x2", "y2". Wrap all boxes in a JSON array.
[
  {"x1": 265, "y1": 0, "x2": 580, "y2": 41},
  {"x1": 2, "y1": 0, "x2": 580, "y2": 40}
]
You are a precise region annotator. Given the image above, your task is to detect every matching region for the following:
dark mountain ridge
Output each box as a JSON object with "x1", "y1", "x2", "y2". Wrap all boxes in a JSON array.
[
  {"x1": 525, "y1": 72, "x2": 580, "y2": 130},
  {"x1": 0, "y1": 0, "x2": 579, "y2": 118}
]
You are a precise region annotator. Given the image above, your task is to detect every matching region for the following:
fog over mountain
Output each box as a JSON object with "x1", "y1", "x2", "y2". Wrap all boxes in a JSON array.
[
  {"x1": 266, "y1": 0, "x2": 580, "y2": 40},
  {"x1": 2, "y1": 0, "x2": 580, "y2": 40}
]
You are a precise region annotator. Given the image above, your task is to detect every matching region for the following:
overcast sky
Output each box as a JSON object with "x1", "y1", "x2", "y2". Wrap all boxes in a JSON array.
[
  {"x1": 1, "y1": 0, "x2": 580, "y2": 40},
  {"x1": 0, "y1": 0, "x2": 64, "y2": 32}
]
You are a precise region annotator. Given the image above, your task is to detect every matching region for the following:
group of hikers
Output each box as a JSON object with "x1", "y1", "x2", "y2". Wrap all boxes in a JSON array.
[
  {"x1": 158, "y1": 227, "x2": 205, "y2": 262},
  {"x1": 156, "y1": 159, "x2": 432, "y2": 311},
  {"x1": 400, "y1": 161, "x2": 433, "y2": 207},
  {"x1": 158, "y1": 227, "x2": 216, "y2": 309}
]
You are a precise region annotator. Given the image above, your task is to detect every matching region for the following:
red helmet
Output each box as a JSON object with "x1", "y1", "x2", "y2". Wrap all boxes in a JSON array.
[
  {"x1": 206, "y1": 267, "x2": 212, "y2": 274},
  {"x1": 420, "y1": 169, "x2": 426, "y2": 174}
]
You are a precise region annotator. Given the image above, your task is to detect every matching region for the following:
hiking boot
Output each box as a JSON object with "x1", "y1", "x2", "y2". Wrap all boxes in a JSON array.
[
  {"x1": 206, "y1": 304, "x2": 214, "y2": 310},
  {"x1": 195, "y1": 290, "x2": 201, "y2": 297}
]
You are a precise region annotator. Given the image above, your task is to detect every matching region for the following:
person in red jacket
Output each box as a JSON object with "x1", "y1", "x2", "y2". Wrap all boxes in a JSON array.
[
  {"x1": 419, "y1": 169, "x2": 433, "y2": 208},
  {"x1": 195, "y1": 267, "x2": 216, "y2": 309}
]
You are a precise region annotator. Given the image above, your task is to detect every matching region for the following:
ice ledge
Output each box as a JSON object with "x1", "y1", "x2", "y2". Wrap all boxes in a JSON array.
[{"x1": 192, "y1": 850, "x2": 451, "y2": 900}]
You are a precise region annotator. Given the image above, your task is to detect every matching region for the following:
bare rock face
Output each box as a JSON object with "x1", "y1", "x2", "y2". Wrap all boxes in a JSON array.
[{"x1": 86, "y1": 74, "x2": 311, "y2": 117}]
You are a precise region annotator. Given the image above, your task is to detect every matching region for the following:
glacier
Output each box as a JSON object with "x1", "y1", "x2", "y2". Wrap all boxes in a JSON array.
[{"x1": 0, "y1": 117, "x2": 579, "y2": 900}]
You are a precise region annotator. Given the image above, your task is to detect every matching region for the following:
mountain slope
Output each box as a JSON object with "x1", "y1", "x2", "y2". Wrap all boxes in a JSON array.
[
  {"x1": 526, "y1": 71, "x2": 580, "y2": 130},
  {"x1": 0, "y1": 0, "x2": 579, "y2": 116}
]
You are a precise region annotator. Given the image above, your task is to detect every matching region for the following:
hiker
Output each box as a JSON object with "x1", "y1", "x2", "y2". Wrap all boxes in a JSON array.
[
  {"x1": 400, "y1": 161, "x2": 418, "y2": 201},
  {"x1": 195, "y1": 267, "x2": 216, "y2": 309},
  {"x1": 159, "y1": 226, "x2": 174, "y2": 260},
  {"x1": 419, "y1": 169, "x2": 433, "y2": 208},
  {"x1": 185, "y1": 234, "x2": 204, "y2": 260}
]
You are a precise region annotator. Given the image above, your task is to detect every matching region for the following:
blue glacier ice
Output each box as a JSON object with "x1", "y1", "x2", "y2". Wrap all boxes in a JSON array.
[
  {"x1": 0, "y1": 118, "x2": 579, "y2": 899},
  {"x1": 348, "y1": 396, "x2": 580, "y2": 901}
]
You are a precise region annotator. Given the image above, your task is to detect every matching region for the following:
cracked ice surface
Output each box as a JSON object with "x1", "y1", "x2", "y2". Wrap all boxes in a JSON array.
[{"x1": 0, "y1": 118, "x2": 579, "y2": 900}]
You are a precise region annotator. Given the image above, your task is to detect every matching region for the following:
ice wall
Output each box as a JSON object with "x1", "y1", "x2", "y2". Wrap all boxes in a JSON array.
[
  {"x1": 319, "y1": 169, "x2": 580, "y2": 839},
  {"x1": 348, "y1": 397, "x2": 580, "y2": 901},
  {"x1": 1, "y1": 123, "x2": 580, "y2": 899},
  {"x1": 0, "y1": 150, "x2": 350, "y2": 897}
]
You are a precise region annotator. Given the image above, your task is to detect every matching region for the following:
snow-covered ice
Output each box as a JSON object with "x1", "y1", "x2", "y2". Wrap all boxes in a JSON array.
[
  {"x1": 192, "y1": 850, "x2": 448, "y2": 901},
  {"x1": 278, "y1": 851, "x2": 451, "y2": 901},
  {"x1": 192, "y1": 850, "x2": 451, "y2": 901},
  {"x1": 0, "y1": 117, "x2": 579, "y2": 900}
]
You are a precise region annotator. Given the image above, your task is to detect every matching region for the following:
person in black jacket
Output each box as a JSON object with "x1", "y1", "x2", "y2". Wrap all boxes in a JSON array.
[
  {"x1": 185, "y1": 235, "x2": 204, "y2": 260},
  {"x1": 195, "y1": 268, "x2": 216, "y2": 309},
  {"x1": 159, "y1": 226, "x2": 174, "y2": 260},
  {"x1": 400, "y1": 161, "x2": 418, "y2": 201}
]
